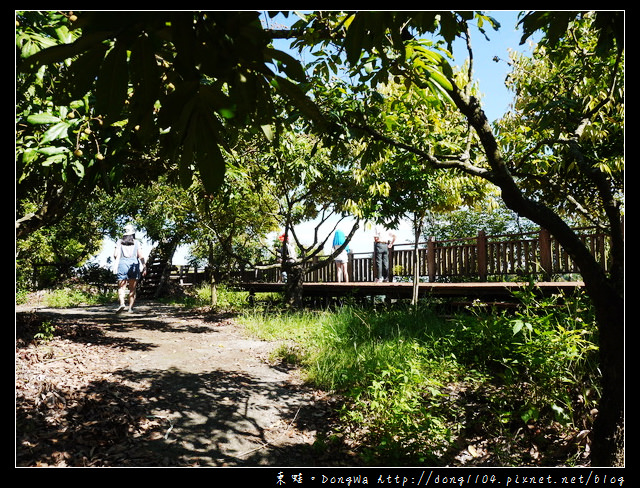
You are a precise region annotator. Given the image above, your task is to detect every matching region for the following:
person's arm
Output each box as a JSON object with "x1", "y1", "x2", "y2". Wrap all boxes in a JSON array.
[
  {"x1": 137, "y1": 245, "x2": 147, "y2": 276},
  {"x1": 112, "y1": 241, "x2": 121, "y2": 273},
  {"x1": 388, "y1": 231, "x2": 397, "y2": 248}
]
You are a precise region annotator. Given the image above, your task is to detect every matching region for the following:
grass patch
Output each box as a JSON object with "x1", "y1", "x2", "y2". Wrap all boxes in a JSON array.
[
  {"x1": 237, "y1": 292, "x2": 600, "y2": 466},
  {"x1": 17, "y1": 286, "x2": 115, "y2": 308}
]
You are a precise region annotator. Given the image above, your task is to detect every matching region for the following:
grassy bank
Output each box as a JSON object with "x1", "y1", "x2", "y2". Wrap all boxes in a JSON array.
[{"x1": 238, "y1": 290, "x2": 600, "y2": 466}]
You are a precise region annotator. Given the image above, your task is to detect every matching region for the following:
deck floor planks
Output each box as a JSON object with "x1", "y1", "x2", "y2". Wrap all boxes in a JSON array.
[{"x1": 234, "y1": 281, "x2": 584, "y2": 299}]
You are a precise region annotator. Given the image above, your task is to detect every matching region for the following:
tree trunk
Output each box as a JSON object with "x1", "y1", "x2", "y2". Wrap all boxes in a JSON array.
[
  {"x1": 142, "y1": 233, "x2": 184, "y2": 298},
  {"x1": 208, "y1": 242, "x2": 217, "y2": 307},
  {"x1": 449, "y1": 88, "x2": 624, "y2": 466},
  {"x1": 494, "y1": 175, "x2": 624, "y2": 466},
  {"x1": 412, "y1": 214, "x2": 424, "y2": 307},
  {"x1": 499, "y1": 182, "x2": 624, "y2": 466},
  {"x1": 283, "y1": 262, "x2": 304, "y2": 308},
  {"x1": 588, "y1": 281, "x2": 624, "y2": 466}
]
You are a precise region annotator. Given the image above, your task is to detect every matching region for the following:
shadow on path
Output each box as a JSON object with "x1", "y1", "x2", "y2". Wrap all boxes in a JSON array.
[{"x1": 16, "y1": 301, "x2": 357, "y2": 467}]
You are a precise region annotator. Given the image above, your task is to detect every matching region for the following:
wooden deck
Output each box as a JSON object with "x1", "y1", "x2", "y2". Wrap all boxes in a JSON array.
[{"x1": 234, "y1": 281, "x2": 585, "y2": 300}]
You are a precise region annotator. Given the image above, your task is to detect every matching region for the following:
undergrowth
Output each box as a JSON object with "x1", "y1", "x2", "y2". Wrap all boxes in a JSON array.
[
  {"x1": 16, "y1": 286, "x2": 115, "y2": 308},
  {"x1": 238, "y1": 290, "x2": 600, "y2": 466}
]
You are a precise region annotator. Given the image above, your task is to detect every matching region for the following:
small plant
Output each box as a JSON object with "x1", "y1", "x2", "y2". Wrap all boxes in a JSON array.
[
  {"x1": 183, "y1": 284, "x2": 253, "y2": 310},
  {"x1": 15, "y1": 289, "x2": 30, "y2": 305},
  {"x1": 34, "y1": 320, "x2": 55, "y2": 342},
  {"x1": 42, "y1": 287, "x2": 114, "y2": 307}
]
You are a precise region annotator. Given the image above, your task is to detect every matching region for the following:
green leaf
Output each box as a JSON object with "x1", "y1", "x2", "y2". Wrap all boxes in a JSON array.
[
  {"x1": 196, "y1": 140, "x2": 226, "y2": 195},
  {"x1": 424, "y1": 65, "x2": 453, "y2": 92},
  {"x1": 266, "y1": 47, "x2": 307, "y2": 82},
  {"x1": 261, "y1": 124, "x2": 274, "y2": 142},
  {"x1": 27, "y1": 113, "x2": 61, "y2": 125},
  {"x1": 176, "y1": 98, "x2": 226, "y2": 194},
  {"x1": 194, "y1": 111, "x2": 226, "y2": 194},
  {"x1": 511, "y1": 319, "x2": 532, "y2": 336},
  {"x1": 71, "y1": 160, "x2": 85, "y2": 178},
  {"x1": 21, "y1": 149, "x2": 39, "y2": 164},
  {"x1": 36, "y1": 146, "x2": 69, "y2": 156},
  {"x1": 95, "y1": 41, "x2": 129, "y2": 122},
  {"x1": 41, "y1": 121, "x2": 70, "y2": 143},
  {"x1": 129, "y1": 33, "x2": 160, "y2": 113},
  {"x1": 344, "y1": 14, "x2": 365, "y2": 66}
]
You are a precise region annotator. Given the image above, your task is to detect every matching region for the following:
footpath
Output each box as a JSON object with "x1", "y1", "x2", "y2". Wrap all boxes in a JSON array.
[{"x1": 15, "y1": 301, "x2": 350, "y2": 467}]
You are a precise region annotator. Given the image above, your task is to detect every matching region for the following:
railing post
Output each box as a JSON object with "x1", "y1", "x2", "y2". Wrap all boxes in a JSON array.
[
  {"x1": 477, "y1": 230, "x2": 488, "y2": 282},
  {"x1": 312, "y1": 256, "x2": 318, "y2": 283},
  {"x1": 539, "y1": 228, "x2": 552, "y2": 280},
  {"x1": 372, "y1": 246, "x2": 377, "y2": 282},
  {"x1": 427, "y1": 237, "x2": 436, "y2": 282}
]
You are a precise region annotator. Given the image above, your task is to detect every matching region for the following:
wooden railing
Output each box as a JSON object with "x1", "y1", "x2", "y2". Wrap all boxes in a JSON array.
[
  {"x1": 387, "y1": 227, "x2": 610, "y2": 282},
  {"x1": 170, "y1": 227, "x2": 610, "y2": 284},
  {"x1": 246, "y1": 227, "x2": 609, "y2": 283}
]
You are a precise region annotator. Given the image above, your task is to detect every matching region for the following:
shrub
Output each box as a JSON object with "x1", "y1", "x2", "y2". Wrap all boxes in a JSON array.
[{"x1": 236, "y1": 294, "x2": 600, "y2": 465}]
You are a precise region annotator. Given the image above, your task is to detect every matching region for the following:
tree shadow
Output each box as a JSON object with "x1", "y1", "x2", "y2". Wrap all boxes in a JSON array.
[
  {"x1": 16, "y1": 302, "x2": 224, "y2": 351},
  {"x1": 16, "y1": 363, "x2": 356, "y2": 466},
  {"x1": 15, "y1": 303, "x2": 361, "y2": 467}
]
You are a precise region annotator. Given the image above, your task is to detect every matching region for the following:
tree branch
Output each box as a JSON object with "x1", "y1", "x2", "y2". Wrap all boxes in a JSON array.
[{"x1": 348, "y1": 120, "x2": 495, "y2": 181}]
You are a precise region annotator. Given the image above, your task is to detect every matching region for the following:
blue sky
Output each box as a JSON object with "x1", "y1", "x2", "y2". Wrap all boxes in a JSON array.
[
  {"x1": 448, "y1": 10, "x2": 537, "y2": 122},
  {"x1": 93, "y1": 11, "x2": 539, "y2": 266}
]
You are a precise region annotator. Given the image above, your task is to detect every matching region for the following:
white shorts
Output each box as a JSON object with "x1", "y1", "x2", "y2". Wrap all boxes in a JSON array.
[{"x1": 334, "y1": 250, "x2": 348, "y2": 263}]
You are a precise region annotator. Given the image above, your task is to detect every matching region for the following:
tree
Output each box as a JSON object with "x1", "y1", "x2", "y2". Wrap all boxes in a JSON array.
[
  {"x1": 188, "y1": 143, "x2": 281, "y2": 287},
  {"x1": 91, "y1": 180, "x2": 196, "y2": 296},
  {"x1": 15, "y1": 10, "x2": 314, "y2": 296},
  {"x1": 287, "y1": 11, "x2": 623, "y2": 465},
  {"x1": 17, "y1": 11, "x2": 305, "y2": 208},
  {"x1": 16, "y1": 11, "x2": 167, "y2": 239},
  {"x1": 252, "y1": 128, "x2": 362, "y2": 306},
  {"x1": 16, "y1": 200, "x2": 104, "y2": 289},
  {"x1": 335, "y1": 75, "x2": 496, "y2": 303},
  {"x1": 501, "y1": 14, "x2": 624, "y2": 464},
  {"x1": 424, "y1": 204, "x2": 537, "y2": 242}
]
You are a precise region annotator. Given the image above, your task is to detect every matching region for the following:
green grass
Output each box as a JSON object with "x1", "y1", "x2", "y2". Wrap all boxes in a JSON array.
[
  {"x1": 16, "y1": 286, "x2": 115, "y2": 308},
  {"x1": 237, "y1": 291, "x2": 600, "y2": 465}
]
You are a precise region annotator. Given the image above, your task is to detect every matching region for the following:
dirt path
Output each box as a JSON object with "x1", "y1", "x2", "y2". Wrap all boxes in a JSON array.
[{"x1": 16, "y1": 301, "x2": 350, "y2": 467}]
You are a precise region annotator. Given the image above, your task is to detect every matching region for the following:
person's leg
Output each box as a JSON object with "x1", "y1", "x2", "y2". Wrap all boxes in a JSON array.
[
  {"x1": 381, "y1": 247, "x2": 389, "y2": 281},
  {"x1": 127, "y1": 279, "x2": 137, "y2": 311},
  {"x1": 117, "y1": 280, "x2": 127, "y2": 312},
  {"x1": 374, "y1": 243, "x2": 383, "y2": 281},
  {"x1": 342, "y1": 262, "x2": 349, "y2": 282}
]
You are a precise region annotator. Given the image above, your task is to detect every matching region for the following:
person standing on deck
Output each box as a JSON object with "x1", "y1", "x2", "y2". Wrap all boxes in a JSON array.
[
  {"x1": 373, "y1": 225, "x2": 396, "y2": 282},
  {"x1": 279, "y1": 233, "x2": 297, "y2": 283},
  {"x1": 332, "y1": 229, "x2": 350, "y2": 282}
]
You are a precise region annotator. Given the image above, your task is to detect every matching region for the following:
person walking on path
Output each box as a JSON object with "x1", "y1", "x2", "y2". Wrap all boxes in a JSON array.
[
  {"x1": 113, "y1": 223, "x2": 146, "y2": 313},
  {"x1": 373, "y1": 225, "x2": 396, "y2": 282},
  {"x1": 332, "y1": 229, "x2": 350, "y2": 282}
]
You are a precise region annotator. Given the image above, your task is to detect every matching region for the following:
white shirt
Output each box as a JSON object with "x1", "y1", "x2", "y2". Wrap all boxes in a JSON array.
[{"x1": 374, "y1": 226, "x2": 396, "y2": 245}]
